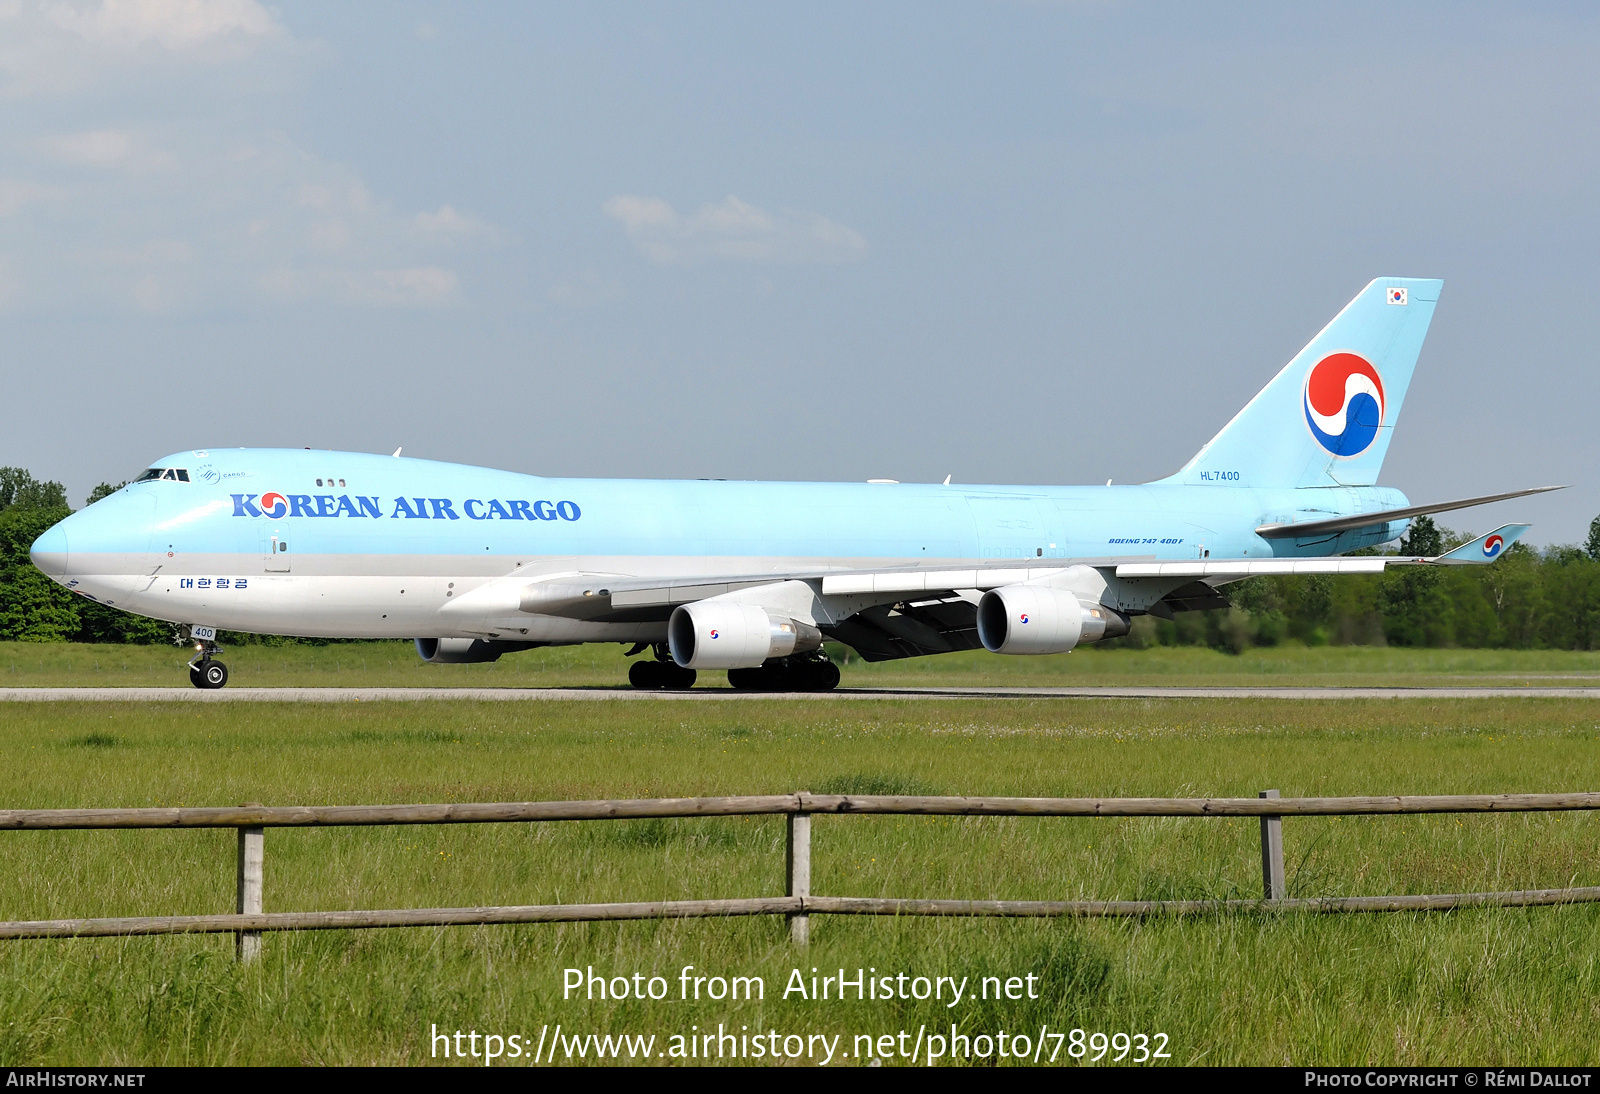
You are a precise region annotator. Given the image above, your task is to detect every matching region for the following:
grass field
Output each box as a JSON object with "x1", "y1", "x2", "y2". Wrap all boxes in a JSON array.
[
  {"x1": 2, "y1": 693, "x2": 1599, "y2": 1066},
  {"x1": 5, "y1": 639, "x2": 1600, "y2": 689}
]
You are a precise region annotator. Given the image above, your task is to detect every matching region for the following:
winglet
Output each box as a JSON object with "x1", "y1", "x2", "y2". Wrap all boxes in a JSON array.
[{"x1": 1431, "y1": 524, "x2": 1531, "y2": 565}]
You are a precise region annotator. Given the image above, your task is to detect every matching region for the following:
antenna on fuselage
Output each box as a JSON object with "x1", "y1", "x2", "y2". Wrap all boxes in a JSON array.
[{"x1": 392, "y1": 447, "x2": 403, "y2": 457}]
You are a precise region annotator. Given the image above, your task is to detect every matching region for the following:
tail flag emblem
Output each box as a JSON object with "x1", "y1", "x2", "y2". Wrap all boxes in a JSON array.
[{"x1": 1304, "y1": 352, "x2": 1386, "y2": 458}]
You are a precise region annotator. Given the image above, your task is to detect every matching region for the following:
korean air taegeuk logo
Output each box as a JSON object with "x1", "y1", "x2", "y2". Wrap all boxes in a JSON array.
[{"x1": 1303, "y1": 352, "x2": 1385, "y2": 458}]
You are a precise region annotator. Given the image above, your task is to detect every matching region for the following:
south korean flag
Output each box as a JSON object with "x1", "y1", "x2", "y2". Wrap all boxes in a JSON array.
[{"x1": 1387, "y1": 287, "x2": 1408, "y2": 305}]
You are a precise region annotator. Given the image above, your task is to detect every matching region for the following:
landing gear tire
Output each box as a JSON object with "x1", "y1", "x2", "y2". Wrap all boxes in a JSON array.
[
  {"x1": 181, "y1": 626, "x2": 228, "y2": 689},
  {"x1": 726, "y1": 666, "x2": 770, "y2": 691},
  {"x1": 191, "y1": 660, "x2": 228, "y2": 690},
  {"x1": 628, "y1": 659, "x2": 696, "y2": 690},
  {"x1": 798, "y1": 659, "x2": 841, "y2": 692},
  {"x1": 727, "y1": 658, "x2": 840, "y2": 693}
]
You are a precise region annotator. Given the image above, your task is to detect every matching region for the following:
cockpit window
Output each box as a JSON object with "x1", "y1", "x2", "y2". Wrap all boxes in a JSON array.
[{"x1": 135, "y1": 468, "x2": 190, "y2": 482}]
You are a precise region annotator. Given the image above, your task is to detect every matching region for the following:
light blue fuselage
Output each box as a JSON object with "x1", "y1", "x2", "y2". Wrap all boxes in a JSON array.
[{"x1": 32, "y1": 448, "x2": 1408, "y2": 641}]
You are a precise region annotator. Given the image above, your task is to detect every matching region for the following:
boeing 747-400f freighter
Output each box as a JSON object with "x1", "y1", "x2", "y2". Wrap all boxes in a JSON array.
[{"x1": 30, "y1": 278, "x2": 1557, "y2": 690}]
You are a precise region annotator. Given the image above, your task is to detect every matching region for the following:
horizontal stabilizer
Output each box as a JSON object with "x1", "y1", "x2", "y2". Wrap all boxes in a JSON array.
[
  {"x1": 1429, "y1": 524, "x2": 1531, "y2": 565},
  {"x1": 1255, "y1": 486, "x2": 1566, "y2": 539}
]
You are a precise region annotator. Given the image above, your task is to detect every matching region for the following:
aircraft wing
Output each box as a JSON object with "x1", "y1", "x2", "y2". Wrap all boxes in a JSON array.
[
  {"x1": 495, "y1": 524, "x2": 1531, "y2": 619},
  {"x1": 1115, "y1": 524, "x2": 1530, "y2": 579},
  {"x1": 462, "y1": 525, "x2": 1533, "y2": 662}
]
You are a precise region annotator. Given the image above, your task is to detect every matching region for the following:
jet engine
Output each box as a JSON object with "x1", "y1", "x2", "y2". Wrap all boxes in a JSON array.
[
  {"x1": 975, "y1": 585, "x2": 1129, "y2": 655},
  {"x1": 667, "y1": 601, "x2": 823, "y2": 669},
  {"x1": 414, "y1": 637, "x2": 542, "y2": 664}
]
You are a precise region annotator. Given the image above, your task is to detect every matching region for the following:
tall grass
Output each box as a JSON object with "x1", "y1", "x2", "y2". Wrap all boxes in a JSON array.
[{"x1": 2, "y1": 697, "x2": 1598, "y2": 1065}]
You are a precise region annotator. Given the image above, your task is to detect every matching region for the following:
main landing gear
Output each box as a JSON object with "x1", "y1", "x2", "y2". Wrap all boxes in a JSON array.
[
  {"x1": 627, "y1": 644, "x2": 697, "y2": 690},
  {"x1": 625, "y1": 646, "x2": 841, "y2": 692},
  {"x1": 182, "y1": 625, "x2": 229, "y2": 690},
  {"x1": 727, "y1": 654, "x2": 840, "y2": 693}
]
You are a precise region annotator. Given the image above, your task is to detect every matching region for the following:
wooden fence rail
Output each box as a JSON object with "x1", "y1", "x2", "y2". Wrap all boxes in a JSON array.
[{"x1": 3, "y1": 791, "x2": 1598, "y2": 960}]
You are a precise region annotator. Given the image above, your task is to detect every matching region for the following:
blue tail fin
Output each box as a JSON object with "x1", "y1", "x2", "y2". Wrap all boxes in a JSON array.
[{"x1": 1156, "y1": 278, "x2": 1442, "y2": 489}]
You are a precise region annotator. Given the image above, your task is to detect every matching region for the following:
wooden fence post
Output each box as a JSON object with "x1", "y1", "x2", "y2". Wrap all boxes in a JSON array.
[
  {"x1": 1259, "y1": 789, "x2": 1285, "y2": 901},
  {"x1": 787, "y1": 807, "x2": 811, "y2": 946},
  {"x1": 236, "y1": 806, "x2": 264, "y2": 963}
]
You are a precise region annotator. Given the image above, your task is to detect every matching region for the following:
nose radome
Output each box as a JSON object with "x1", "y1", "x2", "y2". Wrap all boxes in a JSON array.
[{"x1": 30, "y1": 522, "x2": 70, "y2": 579}]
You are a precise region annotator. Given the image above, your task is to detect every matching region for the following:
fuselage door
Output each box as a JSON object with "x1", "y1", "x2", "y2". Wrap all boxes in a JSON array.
[
  {"x1": 969, "y1": 494, "x2": 1050, "y2": 560},
  {"x1": 263, "y1": 531, "x2": 291, "y2": 572}
]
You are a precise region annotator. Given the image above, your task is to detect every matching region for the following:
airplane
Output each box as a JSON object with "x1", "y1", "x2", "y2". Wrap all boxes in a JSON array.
[{"x1": 29, "y1": 277, "x2": 1559, "y2": 691}]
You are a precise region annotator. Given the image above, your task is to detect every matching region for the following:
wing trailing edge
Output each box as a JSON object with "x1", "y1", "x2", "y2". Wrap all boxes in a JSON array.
[
  {"x1": 1117, "y1": 524, "x2": 1532, "y2": 579},
  {"x1": 1254, "y1": 486, "x2": 1564, "y2": 539}
]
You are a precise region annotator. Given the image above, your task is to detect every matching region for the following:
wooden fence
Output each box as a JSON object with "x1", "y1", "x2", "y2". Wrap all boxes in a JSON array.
[{"x1": 3, "y1": 790, "x2": 1599, "y2": 961}]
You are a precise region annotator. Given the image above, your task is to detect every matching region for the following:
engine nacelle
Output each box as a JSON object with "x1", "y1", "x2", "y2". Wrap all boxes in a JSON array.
[
  {"x1": 668, "y1": 601, "x2": 823, "y2": 669},
  {"x1": 414, "y1": 637, "x2": 541, "y2": 664},
  {"x1": 976, "y1": 585, "x2": 1128, "y2": 655}
]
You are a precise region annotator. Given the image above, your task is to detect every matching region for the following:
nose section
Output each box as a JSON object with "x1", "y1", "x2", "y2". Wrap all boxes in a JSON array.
[{"x1": 30, "y1": 521, "x2": 70, "y2": 579}]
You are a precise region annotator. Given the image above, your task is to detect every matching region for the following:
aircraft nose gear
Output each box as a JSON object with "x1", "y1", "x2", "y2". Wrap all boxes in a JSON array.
[
  {"x1": 180, "y1": 625, "x2": 229, "y2": 690},
  {"x1": 627, "y1": 643, "x2": 697, "y2": 690}
]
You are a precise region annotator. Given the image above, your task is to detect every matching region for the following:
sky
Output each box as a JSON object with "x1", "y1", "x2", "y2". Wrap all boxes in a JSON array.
[{"x1": 2, "y1": 1, "x2": 1596, "y2": 544}]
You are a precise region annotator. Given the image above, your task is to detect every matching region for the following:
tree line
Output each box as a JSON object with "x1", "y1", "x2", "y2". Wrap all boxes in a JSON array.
[
  {"x1": 1102, "y1": 516, "x2": 1600, "y2": 652},
  {"x1": 0, "y1": 469, "x2": 173, "y2": 642},
  {"x1": 3, "y1": 467, "x2": 1599, "y2": 651}
]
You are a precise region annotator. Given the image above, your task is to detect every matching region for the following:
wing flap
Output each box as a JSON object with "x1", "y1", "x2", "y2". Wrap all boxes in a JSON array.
[
  {"x1": 821, "y1": 568, "x2": 1034, "y2": 596},
  {"x1": 1116, "y1": 558, "x2": 1390, "y2": 578}
]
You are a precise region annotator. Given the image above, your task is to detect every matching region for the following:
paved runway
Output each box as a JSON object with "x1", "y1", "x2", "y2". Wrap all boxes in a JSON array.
[{"x1": 4, "y1": 686, "x2": 1600, "y2": 701}]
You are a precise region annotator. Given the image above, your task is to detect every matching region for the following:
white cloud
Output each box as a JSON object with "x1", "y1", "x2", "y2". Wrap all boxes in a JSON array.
[
  {"x1": 227, "y1": 149, "x2": 489, "y2": 306},
  {"x1": 2, "y1": 124, "x2": 495, "y2": 311},
  {"x1": 1, "y1": 0, "x2": 289, "y2": 96},
  {"x1": 548, "y1": 269, "x2": 624, "y2": 309},
  {"x1": 603, "y1": 193, "x2": 867, "y2": 266},
  {"x1": 98, "y1": 237, "x2": 193, "y2": 264},
  {"x1": 0, "y1": 5, "x2": 495, "y2": 314},
  {"x1": 259, "y1": 264, "x2": 461, "y2": 308},
  {"x1": 371, "y1": 266, "x2": 457, "y2": 304},
  {"x1": 45, "y1": 0, "x2": 281, "y2": 52},
  {"x1": 296, "y1": 180, "x2": 372, "y2": 214},
  {"x1": 42, "y1": 128, "x2": 174, "y2": 173},
  {"x1": 44, "y1": 128, "x2": 133, "y2": 166},
  {"x1": 414, "y1": 204, "x2": 494, "y2": 244},
  {"x1": 0, "y1": 178, "x2": 61, "y2": 215},
  {"x1": 2, "y1": 47, "x2": 495, "y2": 315}
]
